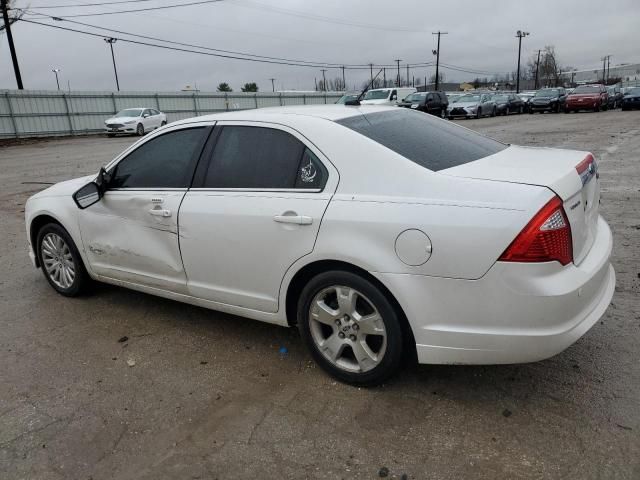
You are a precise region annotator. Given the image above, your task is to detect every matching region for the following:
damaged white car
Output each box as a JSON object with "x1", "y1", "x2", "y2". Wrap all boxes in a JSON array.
[{"x1": 25, "y1": 105, "x2": 615, "y2": 386}]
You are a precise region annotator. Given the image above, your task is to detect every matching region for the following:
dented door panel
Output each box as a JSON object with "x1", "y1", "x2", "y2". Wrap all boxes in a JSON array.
[{"x1": 78, "y1": 189, "x2": 188, "y2": 293}]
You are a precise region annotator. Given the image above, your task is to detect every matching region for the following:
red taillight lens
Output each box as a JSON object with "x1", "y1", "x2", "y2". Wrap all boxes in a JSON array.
[{"x1": 499, "y1": 196, "x2": 573, "y2": 265}]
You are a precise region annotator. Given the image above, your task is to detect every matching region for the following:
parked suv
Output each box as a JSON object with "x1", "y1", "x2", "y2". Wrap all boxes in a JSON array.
[
  {"x1": 398, "y1": 91, "x2": 449, "y2": 117},
  {"x1": 529, "y1": 88, "x2": 567, "y2": 113},
  {"x1": 565, "y1": 85, "x2": 608, "y2": 113}
]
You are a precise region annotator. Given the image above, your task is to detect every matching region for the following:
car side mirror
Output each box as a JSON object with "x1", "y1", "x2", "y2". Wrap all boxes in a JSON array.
[
  {"x1": 143, "y1": 113, "x2": 149, "y2": 118},
  {"x1": 73, "y1": 182, "x2": 102, "y2": 209},
  {"x1": 391, "y1": 95, "x2": 397, "y2": 100}
]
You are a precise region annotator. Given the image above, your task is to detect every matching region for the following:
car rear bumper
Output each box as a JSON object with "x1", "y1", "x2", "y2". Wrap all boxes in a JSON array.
[{"x1": 373, "y1": 215, "x2": 615, "y2": 365}]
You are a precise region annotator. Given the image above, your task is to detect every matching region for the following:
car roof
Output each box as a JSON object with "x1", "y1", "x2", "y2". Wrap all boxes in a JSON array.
[{"x1": 171, "y1": 104, "x2": 394, "y2": 125}]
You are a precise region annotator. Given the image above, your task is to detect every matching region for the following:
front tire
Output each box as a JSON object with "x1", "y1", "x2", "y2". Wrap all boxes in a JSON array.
[
  {"x1": 136, "y1": 123, "x2": 144, "y2": 136},
  {"x1": 37, "y1": 223, "x2": 90, "y2": 297},
  {"x1": 297, "y1": 271, "x2": 404, "y2": 386}
]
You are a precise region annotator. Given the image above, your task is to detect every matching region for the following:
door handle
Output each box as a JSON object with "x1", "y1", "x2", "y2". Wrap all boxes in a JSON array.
[
  {"x1": 273, "y1": 214, "x2": 313, "y2": 225},
  {"x1": 149, "y1": 208, "x2": 171, "y2": 217}
]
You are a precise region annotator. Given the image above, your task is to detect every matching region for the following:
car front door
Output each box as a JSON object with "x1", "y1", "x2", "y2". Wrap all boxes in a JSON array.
[
  {"x1": 141, "y1": 109, "x2": 154, "y2": 130},
  {"x1": 178, "y1": 122, "x2": 338, "y2": 313},
  {"x1": 77, "y1": 125, "x2": 211, "y2": 293}
]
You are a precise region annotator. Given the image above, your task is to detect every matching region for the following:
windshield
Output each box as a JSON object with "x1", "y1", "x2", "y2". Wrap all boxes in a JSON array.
[
  {"x1": 115, "y1": 108, "x2": 143, "y2": 118},
  {"x1": 572, "y1": 86, "x2": 601, "y2": 94},
  {"x1": 535, "y1": 89, "x2": 559, "y2": 97},
  {"x1": 336, "y1": 94, "x2": 359, "y2": 104},
  {"x1": 626, "y1": 87, "x2": 640, "y2": 96},
  {"x1": 363, "y1": 90, "x2": 390, "y2": 100},
  {"x1": 336, "y1": 109, "x2": 506, "y2": 171},
  {"x1": 456, "y1": 95, "x2": 481, "y2": 103},
  {"x1": 405, "y1": 93, "x2": 426, "y2": 102}
]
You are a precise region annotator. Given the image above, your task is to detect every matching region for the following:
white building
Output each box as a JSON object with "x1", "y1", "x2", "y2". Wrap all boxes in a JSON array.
[{"x1": 572, "y1": 63, "x2": 640, "y2": 85}]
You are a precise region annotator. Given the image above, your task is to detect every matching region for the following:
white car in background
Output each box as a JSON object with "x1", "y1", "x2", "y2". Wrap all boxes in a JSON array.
[
  {"x1": 360, "y1": 87, "x2": 416, "y2": 106},
  {"x1": 104, "y1": 108, "x2": 167, "y2": 137},
  {"x1": 25, "y1": 105, "x2": 614, "y2": 386}
]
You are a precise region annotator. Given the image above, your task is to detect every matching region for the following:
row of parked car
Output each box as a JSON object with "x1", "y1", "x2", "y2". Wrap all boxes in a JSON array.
[{"x1": 336, "y1": 84, "x2": 640, "y2": 121}]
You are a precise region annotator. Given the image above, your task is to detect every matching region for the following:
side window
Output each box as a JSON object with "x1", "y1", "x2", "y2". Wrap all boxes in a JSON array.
[
  {"x1": 142, "y1": 109, "x2": 151, "y2": 117},
  {"x1": 204, "y1": 126, "x2": 304, "y2": 189},
  {"x1": 295, "y1": 148, "x2": 327, "y2": 189},
  {"x1": 110, "y1": 127, "x2": 207, "y2": 189}
]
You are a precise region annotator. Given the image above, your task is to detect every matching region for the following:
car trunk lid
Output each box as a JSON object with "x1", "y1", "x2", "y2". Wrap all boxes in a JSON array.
[{"x1": 440, "y1": 145, "x2": 600, "y2": 265}]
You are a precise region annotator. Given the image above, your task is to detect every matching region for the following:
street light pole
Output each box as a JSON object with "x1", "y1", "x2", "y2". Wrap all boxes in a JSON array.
[
  {"x1": 534, "y1": 49, "x2": 541, "y2": 90},
  {"x1": 320, "y1": 69, "x2": 327, "y2": 92},
  {"x1": 104, "y1": 38, "x2": 120, "y2": 91},
  {"x1": 52, "y1": 68, "x2": 61, "y2": 90},
  {"x1": 394, "y1": 59, "x2": 402, "y2": 87},
  {"x1": 269, "y1": 78, "x2": 275, "y2": 92},
  {"x1": 515, "y1": 30, "x2": 529, "y2": 94},
  {"x1": 341, "y1": 65, "x2": 345, "y2": 90}
]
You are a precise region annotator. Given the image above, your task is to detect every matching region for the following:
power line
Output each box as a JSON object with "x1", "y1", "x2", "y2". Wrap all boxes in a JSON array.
[
  {"x1": 23, "y1": 11, "x2": 365, "y2": 67},
  {"x1": 23, "y1": 0, "x2": 224, "y2": 18},
  {"x1": 17, "y1": 18, "x2": 397, "y2": 70},
  {"x1": 13, "y1": 0, "x2": 166, "y2": 8}
]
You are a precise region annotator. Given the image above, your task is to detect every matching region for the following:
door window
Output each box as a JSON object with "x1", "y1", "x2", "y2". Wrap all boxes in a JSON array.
[
  {"x1": 203, "y1": 126, "x2": 326, "y2": 190},
  {"x1": 110, "y1": 127, "x2": 207, "y2": 189}
]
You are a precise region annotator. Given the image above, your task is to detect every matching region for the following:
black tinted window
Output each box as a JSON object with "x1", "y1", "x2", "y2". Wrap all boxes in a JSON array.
[
  {"x1": 110, "y1": 128, "x2": 206, "y2": 188},
  {"x1": 205, "y1": 126, "x2": 324, "y2": 189},
  {"x1": 336, "y1": 110, "x2": 506, "y2": 171}
]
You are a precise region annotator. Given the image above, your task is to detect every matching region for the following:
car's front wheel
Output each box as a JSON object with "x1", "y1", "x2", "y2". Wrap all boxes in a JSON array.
[
  {"x1": 136, "y1": 123, "x2": 145, "y2": 136},
  {"x1": 297, "y1": 271, "x2": 404, "y2": 386},
  {"x1": 37, "y1": 223, "x2": 90, "y2": 296}
]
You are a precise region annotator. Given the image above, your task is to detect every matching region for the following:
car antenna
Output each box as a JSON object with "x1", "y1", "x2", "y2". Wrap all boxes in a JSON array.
[{"x1": 345, "y1": 69, "x2": 384, "y2": 106}]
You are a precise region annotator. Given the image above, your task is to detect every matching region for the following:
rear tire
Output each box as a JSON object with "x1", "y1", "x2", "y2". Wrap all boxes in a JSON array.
[
  {"x1": 297, "y1": 270, "x2": 404, "y2": 387},
  {"x1": 36, "y1": 223, "x2": 90, "y2": 297},
  {"x1": 161, "y1": 120, "x2": 167, "y2": 126}
]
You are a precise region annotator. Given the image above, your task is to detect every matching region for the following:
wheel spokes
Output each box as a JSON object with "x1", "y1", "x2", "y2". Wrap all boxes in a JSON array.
[
  {"x1": 354, "y1": 312, "x2": 385, "y2": 336},
  {"x1": 336, "y1": 287, "x2": 357, "y2": 316},
  {"x1": 352, "y1": 339, "x2": 379, "y2": 371},
  {"x1": 312, "y1": 300, "x2": 340, "y2": 326},
  {"x1": 319, "y1": 333, "x2": 346, "y2": 361}
]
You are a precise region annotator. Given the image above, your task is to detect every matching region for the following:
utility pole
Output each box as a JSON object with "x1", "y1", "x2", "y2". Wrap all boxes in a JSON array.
[
  {"x1": 2, "y1": 0, "x2": 24, "y2": 89},
  {"x1": 269, "y1": 78, "x2": 275, "y2": 92},
  {"x1": 606, "y1": 55, "x2": 611, "y2": 84},
  {"x1": 369, "y1": 63, "x2": 374, "y2": 86},
  {"x1": 515, "y1": 30, "x2": 530, "y2": 93},
  {"x1": 432, "y1": 31, "x2": 448, "y2": 91},
  {"x1": 394, "y1": 59, "x2": 402, "y2": 87},
  {"x1": 406, "y1": 64, "x2": 410, "y2": 87},
  {"x1": 601, "y1": 56, "x2": 608, "y2": 84},
  {"x1": 104, "y1": 38, "x2": 120, "y2": 91},
  {"x1": 320, "y1": 69, "x2": 327, "y2": 91},
  {"x1": 314, "y1": 77, "x2": 318, "y2": 91},
  {"x1": 341, "y1": 66, "x2": 345, "y2": 91},
  {"x1": 383, "y1": 68, "x2": 386, "y2": 87},
  {"x1": 534, "y1": 49, "x2": 541, "y2": 90},
  {"x1": 52, "y1": 68, "x2": 61, "y2": 90}
]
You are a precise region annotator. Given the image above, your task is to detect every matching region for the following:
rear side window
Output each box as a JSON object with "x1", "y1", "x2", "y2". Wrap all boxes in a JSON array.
[
  {"x1": 110, "y1": 127, "x2": 207, "y2": 188},
  {"x1": 203, "y1": 126, "x2": 326, "y2": 189},
  {"x1": 336, "y1": 110, "x2": 506, "y2": 171}
]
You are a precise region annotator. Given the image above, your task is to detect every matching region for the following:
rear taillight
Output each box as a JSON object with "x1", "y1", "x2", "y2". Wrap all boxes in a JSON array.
[{"x1": 499, "y1": 196, "x2": 573, "y2": 266}]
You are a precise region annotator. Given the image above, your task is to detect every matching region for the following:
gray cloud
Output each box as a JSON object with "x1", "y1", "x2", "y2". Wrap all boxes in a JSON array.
[{"x1": 2, "y1": 0, "x2": 639, "y2": 92}]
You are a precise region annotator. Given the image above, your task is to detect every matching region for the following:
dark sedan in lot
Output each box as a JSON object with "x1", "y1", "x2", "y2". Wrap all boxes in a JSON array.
[
  {"x1": 529, "y1": 88, "x2": 567, "y2": 113},
  {"x1": 607, "y1": 85, "x2": 623, "y2": 109},
  {"x1": 621, "y1": 87, "x2": 640, "y2": 111},
  {"x1": 491, "y1": 93, "x2": 525, "y2": 115}
]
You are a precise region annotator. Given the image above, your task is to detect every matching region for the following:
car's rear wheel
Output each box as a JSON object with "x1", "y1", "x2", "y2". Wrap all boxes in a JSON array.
[
  {"x1": 297, "y1": 271, "x2": 404, "y2": 386},
  {"x1": 161, "y1": 120, "x2": 167, "y2": 126},
  {"x1": 37, "y1": 223, "x2": 90, "y2": 297},
  {"x1": 136, "y1": 123, "x2": 144, "y2": 136}
]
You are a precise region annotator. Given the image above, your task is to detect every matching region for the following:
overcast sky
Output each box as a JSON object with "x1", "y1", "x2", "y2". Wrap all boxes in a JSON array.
[{"x1": 2, "y1": 0, "x2": 639, "y2": 92}]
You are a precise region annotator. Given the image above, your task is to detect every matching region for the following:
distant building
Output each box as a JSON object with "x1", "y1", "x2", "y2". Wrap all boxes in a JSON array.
[{"x1": 572, "y1": 63, "x2": 640, "y2": 85}]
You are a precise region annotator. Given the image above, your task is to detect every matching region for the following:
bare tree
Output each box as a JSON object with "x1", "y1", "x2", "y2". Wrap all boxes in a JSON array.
[
  {"x1": 0, "y1": 0, "x2": 24, "y2": 33},
  {"x1": 527, "y1": 46, "x2": 565, "y2": 88},
  {"x1": 429, "y1": 72, "x2": 446, "y2": 84}
]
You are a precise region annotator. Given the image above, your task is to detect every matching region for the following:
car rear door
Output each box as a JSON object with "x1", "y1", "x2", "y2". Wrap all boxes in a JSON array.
[
  {"x1": 178, "y1": 122, "x2": 339, "y2": 313},
  {"x1": 77, "y1": 124, "x2": 211, "y2": 293}
]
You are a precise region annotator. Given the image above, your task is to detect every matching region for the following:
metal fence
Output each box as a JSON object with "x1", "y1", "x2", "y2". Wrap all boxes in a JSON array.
[{"x1": 0, "y1": 90, "x2": 344, "y2": 139}]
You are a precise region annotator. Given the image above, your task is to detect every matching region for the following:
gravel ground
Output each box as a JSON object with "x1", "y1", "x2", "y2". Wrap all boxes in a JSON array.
[{"x1": 1, "y1": 110, "x2": 638, "y2": 480}]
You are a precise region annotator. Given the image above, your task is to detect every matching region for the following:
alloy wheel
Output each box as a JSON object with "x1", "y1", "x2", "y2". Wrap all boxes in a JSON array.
[
  {"x1": 41, "y1": 233, "x2": 75, "y2": 289},
  {"x1": 308, "y1": 285, "x2": 387, "y2": 373}
]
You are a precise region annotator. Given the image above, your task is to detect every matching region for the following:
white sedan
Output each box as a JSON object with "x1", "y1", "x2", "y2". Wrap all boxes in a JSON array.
[
  {"x1": 104, "y1": 107, "x2": 167, "y2": 137},
  {"x1": 25, "y1": 105, "x2": 615, "y2": 386}
]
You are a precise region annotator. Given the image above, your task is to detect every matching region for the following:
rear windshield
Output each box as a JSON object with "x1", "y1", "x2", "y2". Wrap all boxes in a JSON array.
[{"x1": 336, "y1": 109, "x2": 506, "y2": 171}]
